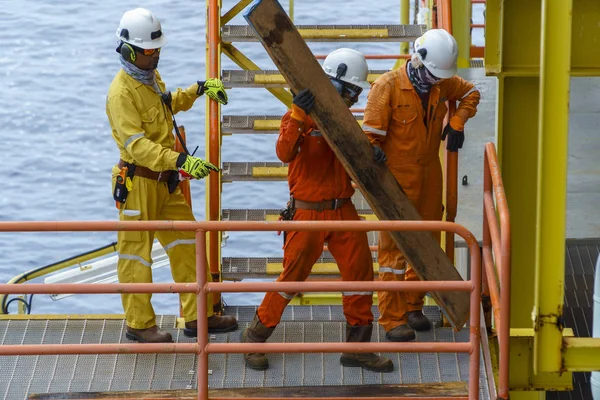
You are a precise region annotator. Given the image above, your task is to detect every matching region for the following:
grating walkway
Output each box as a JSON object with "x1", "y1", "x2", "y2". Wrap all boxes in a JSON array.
[
  {"x1": 547, "y1": 238, "x2": 600, "y2": 400},
  {"x1": 221, "y1": 24, "x2": 427, "y2": 42},
  {"x1": 0, "y1": 306, "x2": 490, "y2": 400}
]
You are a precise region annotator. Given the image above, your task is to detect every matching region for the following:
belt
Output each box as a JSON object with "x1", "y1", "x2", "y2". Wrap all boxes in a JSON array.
[
  {"x1": 293, "y1": 198, "x2": 350, "y2": 211},
  {"x1": 118, "y1": 159, "x2": 174, "y2": 183}
]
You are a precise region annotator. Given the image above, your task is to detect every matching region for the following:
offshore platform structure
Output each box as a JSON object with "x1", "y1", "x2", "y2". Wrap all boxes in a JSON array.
[{"x1": 0, "y1": 1, "x2": 599, "y2": 400}]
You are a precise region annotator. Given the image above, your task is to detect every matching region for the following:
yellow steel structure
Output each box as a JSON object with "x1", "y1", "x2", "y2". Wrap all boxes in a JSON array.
[
  {"x1": 533, "y1": 0, "x2": 571, "y2": 375},
  {"x1": 222, "y1": 43, "x2": 292, "y2": 106},
  {"x1": 451, "y1": 0, "x2": 471, "y2": 69},
  {"x1": 400, "y1": 0, "x2": 410, "y2": 54},
  {"x1": 485, "y1": 0, "x2": 600, "y2": 396}
]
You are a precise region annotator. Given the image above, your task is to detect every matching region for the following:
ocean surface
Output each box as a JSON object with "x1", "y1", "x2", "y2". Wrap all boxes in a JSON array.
[{"x1": 0, "y1": 0, "x2": 486, "y2": 315}]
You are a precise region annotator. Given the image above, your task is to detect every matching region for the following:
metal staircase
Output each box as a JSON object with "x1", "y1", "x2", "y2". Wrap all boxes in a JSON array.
[{"x1": 207, "y1": 1, "x2": 492, "y2": 399}]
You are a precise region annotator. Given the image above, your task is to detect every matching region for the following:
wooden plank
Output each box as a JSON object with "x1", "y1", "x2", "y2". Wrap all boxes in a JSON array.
[
  {"x1": 243, "y1": 0, "x2": 469, "y2": 328},
  {"x1": 29, "y1": 382, "x2": 468, "y2": 399}
]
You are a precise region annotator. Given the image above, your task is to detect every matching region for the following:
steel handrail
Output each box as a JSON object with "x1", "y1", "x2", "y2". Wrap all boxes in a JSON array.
[
  {"x1": 0, "y1": 219, "x2": 481, "y2": 400},
  {"x1": 436, "y1": 0, "x2": 459, "y2": 262},
  {"x1": 482, "y1": 142, "x2": 511, "y2": 400}
]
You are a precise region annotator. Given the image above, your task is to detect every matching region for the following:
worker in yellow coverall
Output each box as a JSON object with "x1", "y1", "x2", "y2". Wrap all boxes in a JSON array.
[{"x1": 106, "y1": 8, "x2": 237, "y2": 343}]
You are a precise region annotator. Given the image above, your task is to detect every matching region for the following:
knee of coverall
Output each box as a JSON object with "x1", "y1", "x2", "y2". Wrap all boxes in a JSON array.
[
  {"x1": 377, "y1": 230, "x2": 406, "y2": 271},
  {"x1": 117, "y1": 213, "x2": 157, "y2": 329},
  {"x1": 157, "y1": 190, "x2": 213, "y2": 321}
]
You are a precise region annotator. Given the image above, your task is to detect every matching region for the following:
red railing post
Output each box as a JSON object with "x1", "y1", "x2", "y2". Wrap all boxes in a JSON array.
[{"x1": 196, "y1": 229, "x2": 209, "y2": 400}]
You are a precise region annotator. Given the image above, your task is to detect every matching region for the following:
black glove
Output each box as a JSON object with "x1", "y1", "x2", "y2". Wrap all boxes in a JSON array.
[
  {"x1": 292, "y1": 88, "x2": 315, "y2": 114},
  {"x1": 441, "y1": 124, "x2": 465, "y2": 152},
  {"x1": 373, "y1": 145, "x2": 387, "y2": 163}
]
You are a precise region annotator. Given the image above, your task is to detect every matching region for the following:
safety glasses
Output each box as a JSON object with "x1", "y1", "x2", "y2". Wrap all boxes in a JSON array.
[
  {"x1": 130, "y1": 45, "x2": 161, "y2": 56},
  {"x1": 140, "y1": 47, "x2": 161, "y2": 56},
  {"x1": 330, "y1": 78, "x2": 363, "y2": 102}
]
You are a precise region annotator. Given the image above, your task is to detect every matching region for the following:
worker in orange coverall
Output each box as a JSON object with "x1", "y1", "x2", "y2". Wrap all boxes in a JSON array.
[
  {"x1": 240, "y1": 48, "x2": 393, "y2": 373},
  {"x1": 363, "y1": 29, "x2": 480, "y2": 342}
]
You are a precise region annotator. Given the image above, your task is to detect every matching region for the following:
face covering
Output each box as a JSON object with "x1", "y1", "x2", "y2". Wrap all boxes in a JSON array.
[
  {"x1": 407, "y1": 61, "x2": 441, "y2": 94},
  {"x1": 119, "y1": 55, "x2": 156, "y2": 86}
]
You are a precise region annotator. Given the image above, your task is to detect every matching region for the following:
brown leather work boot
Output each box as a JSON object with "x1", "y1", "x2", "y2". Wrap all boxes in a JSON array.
[
  {"x1": 126, "y1": 325, "x2": 173, "y2": 343},
  {"x1": 184, "y1": 315, "x2": 239, "y2": 337},
  {"x1": 340, "y1": 323, "x2": 394, "y2": 372},
  {"x1": 385, "y1": 324, "x2": 416, "y2": 342},
  {"x1": 241, "y1": 313, "x2": 275, "y2": 370},
  {"x1": 407, "y1": 310, "x2": 432, "y2": 331}
]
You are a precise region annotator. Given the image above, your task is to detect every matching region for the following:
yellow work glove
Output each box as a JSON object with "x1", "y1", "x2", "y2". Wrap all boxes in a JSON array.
[
  {"x1": 197, "y1": 78, "x2": 228, "y2": 105},
  {"x1": 178, "y1": 155, "x2": 219, "y2": 180}
]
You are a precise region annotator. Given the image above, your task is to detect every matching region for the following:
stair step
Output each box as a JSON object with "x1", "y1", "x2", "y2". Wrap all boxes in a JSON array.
[
  {"x1": 222, "y1": 114, "x2": 364, "y2": 134},
  {"x1": 222, "y1": 254, "x2": 378, "y2": 280},
  {"x1": 222, "y1": 161, "x2": 287, "y2": 181},
  {"x1": 222, "y1": 208, "x2": 375, "y2": 222},
  {"x1": 222, "y1": 24, "x2": 426, "y2": 42},
  {"x1": 222, "y1": 69, "x2": 388, "y2": 88},
  {"x1": 470, "y1": 58, "x2": 484, "y2": 68}
]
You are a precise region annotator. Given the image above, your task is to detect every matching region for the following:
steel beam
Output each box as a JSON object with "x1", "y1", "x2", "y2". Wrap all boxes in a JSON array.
[
  {"x1": 451, "y1": 0, "x2": 471, "y2": 69},
  {"x1": 532, "y1": 0, "x2": 572, "y2": 374}
]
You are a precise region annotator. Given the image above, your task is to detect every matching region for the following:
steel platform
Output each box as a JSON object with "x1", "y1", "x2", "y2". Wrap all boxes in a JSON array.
[{"x1": 0, "y1": 306, "x2": 490, "y2": 400}]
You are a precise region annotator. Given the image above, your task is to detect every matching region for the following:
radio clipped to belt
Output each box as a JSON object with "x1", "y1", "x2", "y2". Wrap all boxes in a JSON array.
[
  {"x1": 113, "y1": 164, "x2": 136, "y2": 209},
  {"x1": 277, "y1": 197, "x2": 296, "y2": 244}
]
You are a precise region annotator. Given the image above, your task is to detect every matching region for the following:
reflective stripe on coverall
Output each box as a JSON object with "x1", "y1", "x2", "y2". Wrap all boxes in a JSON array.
[
  {"x1": 106, "y1": 69, "x2": 212, "y2": 330},
  {"x1": 362, "y1": 61, "x2": 480, "y2": 331},
  {"x1": 256, "y1": 111, "x2": 375, "y2": 328}
]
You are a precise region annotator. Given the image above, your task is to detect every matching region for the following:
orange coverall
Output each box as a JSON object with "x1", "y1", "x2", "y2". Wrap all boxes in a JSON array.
[
  {"x1": 362, "y1": 61, "x2": 480, "y2": 332},
  {"x1": 257, "y1": 110, "x2": 375, "y2": 328}
]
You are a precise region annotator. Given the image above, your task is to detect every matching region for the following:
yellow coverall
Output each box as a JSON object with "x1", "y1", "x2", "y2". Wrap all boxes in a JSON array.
[
  {"x1": 106, "y1": 70, "x2": 212, "y2": 330},
  {"x1": 363, "y1": 61, "x2": 480, "y2": 332}
]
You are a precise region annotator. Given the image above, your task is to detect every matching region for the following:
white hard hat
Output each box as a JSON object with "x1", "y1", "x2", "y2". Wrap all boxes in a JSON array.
[
  {"x1": 116, "y1": 8, "x2": 167, "y2": 50},
  {"x1": 414, "y1": 29, "x2": 458, "y2": 79},
  {"x1": 322, "y1": 48, "x2": 370, "y2": 89}
]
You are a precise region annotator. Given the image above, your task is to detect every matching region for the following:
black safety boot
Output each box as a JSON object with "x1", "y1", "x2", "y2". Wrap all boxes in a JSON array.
[
  {"x1": 126, "y1": 325, "x2": 173, "y2": 343},
  {"x1": 340, "y1": 323, "x2": 394, "y2": 372},
  {"x1": 407, "y1": 310, "x2": 432, "y2": 331},
  {"x1": 240, "y1": 314, "x2": 276, "y2": 370},
  {"x1": 184, "y1": 314, "x2": 239, "y2": 337},
  {"x1": 385, "y1": 324, "x2": 416, "y2": 342}
]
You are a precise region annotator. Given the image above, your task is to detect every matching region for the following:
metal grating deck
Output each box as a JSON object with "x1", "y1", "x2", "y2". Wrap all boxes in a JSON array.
[
  {"x1": 469, "y1": 59, "x2": 484, "y2": 68},
  {"x1": 1, "y1": 306, "x2": 490, "y2": 400},
  {"x1": 222, "y1": 24, "x2": 427, "y2": 42},
  {"x1": 222, "y1": 114, "x2": 364, "y2": 134},
  {"x1": 222, "y1": 69, "x2": 389, "y2": 88},
  {"x1": 547, "y1": 238, "x2": 600, "y2": 400}
]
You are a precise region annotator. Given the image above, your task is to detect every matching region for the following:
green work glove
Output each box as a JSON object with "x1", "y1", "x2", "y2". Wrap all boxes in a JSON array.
[
  {"x1": 197, "y1": 78, "x2": 228, "y2": 105},
  {"x1": 178, "y1": 155, "x2": 219, "y2": 180}
]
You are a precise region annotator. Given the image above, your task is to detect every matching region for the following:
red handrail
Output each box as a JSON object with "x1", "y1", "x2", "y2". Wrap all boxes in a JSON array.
[
  {"x1": 0, "y1": 219, "x2": 481, "y2": 400},
  {"x1": 437, "y1": 0, "x2": 459, "y2": 262},
  {"x1": 482, "y1": 143, "x2": 511, "y2": 400}
]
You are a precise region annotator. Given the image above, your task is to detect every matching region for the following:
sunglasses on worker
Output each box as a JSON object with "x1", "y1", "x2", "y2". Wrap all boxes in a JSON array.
[
  {"x1": 330, "y1": 78, "x2": 363, "y2": 102},
  {"x1": 134, "y1": 46, "x2": 160, "y2": 56}
]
